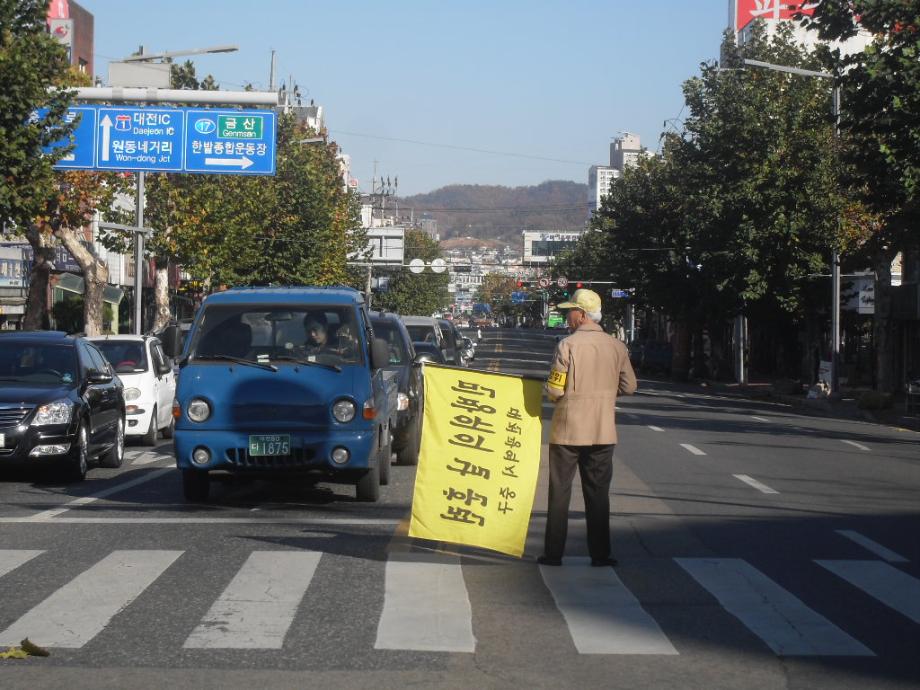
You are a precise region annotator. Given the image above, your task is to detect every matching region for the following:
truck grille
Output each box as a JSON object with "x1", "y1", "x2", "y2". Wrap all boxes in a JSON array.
[
  {"x1": 226, "y1": 446, "x2": 316, "y2": 469},
  {"x1": 0, "y1": 406, "x2": 33, "y2": 429}
]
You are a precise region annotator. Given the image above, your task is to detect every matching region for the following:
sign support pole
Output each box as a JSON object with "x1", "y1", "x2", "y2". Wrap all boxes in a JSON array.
[{"x1": 135, "y1": 171, "x2": 145, "y2": 335}]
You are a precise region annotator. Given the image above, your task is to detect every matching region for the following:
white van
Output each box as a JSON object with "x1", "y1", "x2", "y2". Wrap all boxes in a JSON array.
[{"x1": 88, "y1": 335, "x2": 177, "y2": 445}]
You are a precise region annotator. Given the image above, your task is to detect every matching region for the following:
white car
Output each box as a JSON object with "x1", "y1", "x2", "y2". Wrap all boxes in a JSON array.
[{"x1": 88, "y1": 334, "x2": 177, "y2": 445}]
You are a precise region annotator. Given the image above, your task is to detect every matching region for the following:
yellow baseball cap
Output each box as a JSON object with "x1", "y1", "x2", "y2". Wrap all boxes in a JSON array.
[{"x1": 557, "y1": 288, "x2": 602, "y2": 313}]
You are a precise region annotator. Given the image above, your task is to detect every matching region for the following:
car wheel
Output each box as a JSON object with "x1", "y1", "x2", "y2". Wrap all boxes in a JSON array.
[
  {"x1": 140, "y1": 406, "x2": 158, "y2": 446},
  {"x1": 161, "y1": 413, "x2": 175, "y2": 440},
  {"x1": 64, "y1": 422, "x2": 89, "y2": 483},
  {"x1": 182, "y1": 469, "x2": 210, "y2": 502},
  {"x1": 356, "y1": 463, "x2": 380, "y2": 502},
  {"x1": 379, "y1": 437, "x2": 391, "y2": 487},
  {"x1": 100, "y1": 418, "x2": 125, "y2": 468},
  {"x1": 396, "y1": 415, "x2": 420, "y2": 466}
]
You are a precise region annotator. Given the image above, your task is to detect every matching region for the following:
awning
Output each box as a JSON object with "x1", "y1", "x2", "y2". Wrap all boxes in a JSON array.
[{"x1": 55, "y1": 273, "x2": 124, "y2": 305}]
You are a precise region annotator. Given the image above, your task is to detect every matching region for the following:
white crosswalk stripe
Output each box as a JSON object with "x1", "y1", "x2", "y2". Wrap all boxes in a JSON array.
[
  {"x1": 816, "y1": 560, "x2": 920, "y2": 625},
  {"x1": 540, "y1": 558, "x2": 678, "y2": 654},
  {"x1": 0, "y1": 550, "x2": 182, "y2": 648},
  {"x1": 375, "y1": 554, "x2": 475, "y2": 652},
  {"x1": 185, "y1": 551, "x2": 322, "y2": 649},
  {"x1": 0, "y1": 548, "x2": 913, "y2": 656},
  {"x1": 675, "y1": 557, "x2": 873, "y2": 657},
  {"x1": 0, "y1": 549, "x2": 43, "y2": 578}
]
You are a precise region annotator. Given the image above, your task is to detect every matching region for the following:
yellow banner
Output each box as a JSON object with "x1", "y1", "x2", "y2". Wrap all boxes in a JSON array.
[{"x1": 408, "y1": 364, "x2": 544, "y2": 557}]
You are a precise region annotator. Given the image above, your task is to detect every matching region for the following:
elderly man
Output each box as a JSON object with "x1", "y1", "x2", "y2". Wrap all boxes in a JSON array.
[{"x1": 538, "y1": 288, "x2": 637, "y2": 567}]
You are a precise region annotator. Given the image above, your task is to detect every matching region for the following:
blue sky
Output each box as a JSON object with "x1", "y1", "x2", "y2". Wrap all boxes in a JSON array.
[{"x1": 84, "y1": 1, "x2": 730, "y2": 196}]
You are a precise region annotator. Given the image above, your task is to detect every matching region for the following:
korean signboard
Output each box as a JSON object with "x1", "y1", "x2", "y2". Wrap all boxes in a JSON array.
[
  {"x1": 409, "y1": 365, "x2": 543, "y2": 557},
  {"x1": 736, "y1": 1, "x2": 817, "y2": 32}
]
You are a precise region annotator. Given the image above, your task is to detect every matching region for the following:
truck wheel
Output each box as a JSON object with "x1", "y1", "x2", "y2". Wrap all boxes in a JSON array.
[
  {"x1": 379, "y1": 439, "x2": 391, "y2": 486},
  {"x1": 99, "y1": 418, "x2": 125, "y2": 468},
  {"x1": 141, "y1": 406, "x2": 158, "y2": 446},
  {"x1": 356, "y1": 463, "x2": 380, "y2": 502},
  {"x1": 397, "y1": 416, "x2": 420, "y2": 466},
  {"x1": 182, "y1": 469, "x2": 210, "y2": 502}
]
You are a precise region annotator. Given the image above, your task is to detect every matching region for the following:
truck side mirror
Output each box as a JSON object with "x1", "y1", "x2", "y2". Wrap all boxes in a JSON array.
[
  {"x1": 160, "y1": 325, "x2": 181, "y2": 359},
  {"x1": 371, "y1": 338, "x2": 390, "y2": 370}
]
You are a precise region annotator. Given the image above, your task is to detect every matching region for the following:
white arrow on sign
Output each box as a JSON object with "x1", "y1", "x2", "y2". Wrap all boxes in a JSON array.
[
  {"x1": 100, "y1": 114, "x2": 112, "y2": 162},
  {"x1": 204, "y1": 156, "x2": 254, "y2": 170}
]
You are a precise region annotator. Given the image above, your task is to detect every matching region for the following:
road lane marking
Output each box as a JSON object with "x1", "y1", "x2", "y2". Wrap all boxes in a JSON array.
[
  {"x1": 130, "y1": 451, "x2": 162, "y2": 466},
  {"x1": 184, "y1": 551, "x2": 321, "y2": 649},
  {"x1": 0, "y1": 550, "x2": 182, "y2": 648},
  {"x1": 0, "y1": 516, "x2": 402, "y2": 525},
  {"x1": 675, "y1": 558, "x2": 873, "y2": 656},
  {"x1": 28, "y1": 468, "x2": 173, "y2": 520},
  {"x1": 750, "y1": 416, "x2": 771, "y2": 423},
  {"x1": 541, "y1": 558, "x2": 678, "y2": 655},
  {"x1": 835, "y1": 531, "x2": 908, "y2": 563},
  {"x1": 680, "y1": 444, "x2": 706, "y2": 456},
  {"x1": 733, "y1": 474, "x2": 779, "y2": 495},
  {"x1": 375, "y1": 554, "x2": 475, "y2": 652},
  {"x1": 0, "y1": 550, "x2": 44, "y2": 578},
  {"x1": 816, "y1": 560, "x2": 920, "y2": 624},
  {"x1": 841, "y1": 440, "x2": 871, "y2": 452},
  {"x1": 648, "y1": 425, "x2": 665, "y2": 432}
]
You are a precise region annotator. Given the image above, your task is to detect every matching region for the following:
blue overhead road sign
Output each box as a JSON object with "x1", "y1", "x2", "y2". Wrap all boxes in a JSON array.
[
  {"x1": 42, "y1": 105, "x2": 276, "y2": 175},
  {"x1": 96, "y1": 107, "x2": 184, "y2": 172},
  {"x1": 184, "y1": 109, "x2": 276, "y2": 175},
  {"x1": 37, "y1": 107, "x2": 97, "y2": 170}
]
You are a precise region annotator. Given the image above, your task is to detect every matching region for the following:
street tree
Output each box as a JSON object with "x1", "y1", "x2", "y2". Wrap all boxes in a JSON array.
[
  {"x1": 801, "y1": 0, "x2": 920, "y2": 391},
  {"x1": 374, "y1": 229, "x2": 449, "y2": 316}
]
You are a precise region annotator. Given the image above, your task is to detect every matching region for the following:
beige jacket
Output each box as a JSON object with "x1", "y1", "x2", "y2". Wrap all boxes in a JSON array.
[{"x1": 545, "y1": 320, "x2": 637, "y2": 445}]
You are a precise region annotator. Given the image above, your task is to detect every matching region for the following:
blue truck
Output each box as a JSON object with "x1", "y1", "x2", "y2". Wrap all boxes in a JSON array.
[{"x1": 171, "y1": 287, "x2": 398, "y2": 503}]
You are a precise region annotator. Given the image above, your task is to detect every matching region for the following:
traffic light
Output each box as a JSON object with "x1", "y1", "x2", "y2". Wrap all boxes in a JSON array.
[
  {"x1": 575, "y1": 282, "x2": 583, "y2": 289},
  {"x1": 516, "y1": 280, "x2": 523, "y2": 288}
]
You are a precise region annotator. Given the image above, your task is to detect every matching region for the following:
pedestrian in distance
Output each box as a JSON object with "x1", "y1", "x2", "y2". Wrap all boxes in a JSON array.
[{"x1": 538, "y1": 288, "x2": 637, "y2": 568}]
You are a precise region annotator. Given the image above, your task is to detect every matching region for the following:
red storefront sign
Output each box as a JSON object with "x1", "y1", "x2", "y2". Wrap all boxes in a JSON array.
[{"x1": 736, "y1": 1, "x2": 817, "y2": 32}]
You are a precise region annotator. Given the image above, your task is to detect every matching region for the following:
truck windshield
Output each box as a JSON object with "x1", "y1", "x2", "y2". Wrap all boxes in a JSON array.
[{"x1": 190, "y1": 305, "x2": 363, "y2": 367}]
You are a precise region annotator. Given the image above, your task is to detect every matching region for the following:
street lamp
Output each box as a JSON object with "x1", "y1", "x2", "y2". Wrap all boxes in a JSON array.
[{"x1": 743, "y1": 58, "x2": 842, "y2": 394}]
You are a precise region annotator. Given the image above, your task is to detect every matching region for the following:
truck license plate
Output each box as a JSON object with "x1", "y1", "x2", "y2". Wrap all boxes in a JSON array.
[{"x1": 248, "y1": 434, "x2": 291, "y2": 457}]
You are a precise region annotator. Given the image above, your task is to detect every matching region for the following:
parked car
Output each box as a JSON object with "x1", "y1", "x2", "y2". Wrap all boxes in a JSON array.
[
  {"x1": 0, "y1": 331, "x2": 125, "y2": 481},
  {"x1": 402, "y1": 315, "x2": 444, "y2": 351},
  {"x1": 629, "y1": 340, "x2": 673, "y2": 375},
  {"x1": 371, "y1": 311, "x2": 422, "y2": 465},
  {"x1": 173, "y1": 287, "x2": 398, "y2": 503},
  {"x1": 438, "y1": 318, "x2": 468, "y2": 367},
  {"x1": 89, "y1": 334, "x2": 176, "y2": 445}
]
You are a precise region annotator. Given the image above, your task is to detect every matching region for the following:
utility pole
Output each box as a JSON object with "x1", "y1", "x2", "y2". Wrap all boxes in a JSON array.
[{"x1": 269, "y1": 50, "x2": 276, "y2": 91}]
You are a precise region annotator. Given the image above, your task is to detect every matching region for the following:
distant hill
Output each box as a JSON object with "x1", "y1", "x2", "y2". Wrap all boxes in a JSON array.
[{"x1": 398, "y1": 180, "x2": 589, "y2": 248}]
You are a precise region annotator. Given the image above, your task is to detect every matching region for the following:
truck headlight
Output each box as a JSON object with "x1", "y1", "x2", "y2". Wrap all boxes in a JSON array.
[
  {"x1": 332, "y1": 399, "x2": 356, "y2": 423},
  {"x1": 187, "y1": 398, "x2": 211, "y2": 423},
  {"x1": 124, "y1": 387, "x2": 142, "y2": 401},
  {"x1": 31, "y1": 399, "x2": 73, "y2": 426}
]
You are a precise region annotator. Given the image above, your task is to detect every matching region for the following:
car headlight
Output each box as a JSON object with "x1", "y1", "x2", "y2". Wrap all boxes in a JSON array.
[
  {"x1": 31, "y1": 399, "x2": 74, "y2": 426},
  {"x1": 124, "y1": 387, "x2": 142, "y2": 401},
  {"x1": 187, "y1": 398, "x2": 211, "y2": 423},
  {"x1": 332, "y1": 399, "x2": 356, "y2": 423}
]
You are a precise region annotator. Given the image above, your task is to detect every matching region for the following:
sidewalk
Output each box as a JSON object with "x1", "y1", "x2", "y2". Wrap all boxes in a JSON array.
[{"x1": 683, "y1": 379, "x2": 920, "y2": 432}]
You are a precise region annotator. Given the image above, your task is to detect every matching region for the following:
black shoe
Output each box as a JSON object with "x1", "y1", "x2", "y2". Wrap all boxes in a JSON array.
[
  {"x1": 590, "y1": 557, "x2": 618, "y2": 567},
  {"x1": 537, "y1": 555, "x2": 562, "y2": 566}
]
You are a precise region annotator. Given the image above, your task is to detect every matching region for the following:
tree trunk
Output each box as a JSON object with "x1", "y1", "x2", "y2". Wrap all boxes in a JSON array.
[
  {"x1": 54, "y1": 225, "x2": 108, "y2": 337},
  {"x1": 23, "y1": 222, "x2": 55, "y2": 331},
  {"x1": 671, "y1": 320, "x2": 691, "y2": 381},
  {"x1": 873, "y1": 249, "x2": 897, "y2": 393},
  {"x1": 153, "y1": 261, "x2": 171, "y2": 332}
]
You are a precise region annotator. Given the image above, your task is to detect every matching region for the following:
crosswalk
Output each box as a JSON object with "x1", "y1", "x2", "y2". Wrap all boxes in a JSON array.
[{"x1": 0, "y1": 547, "x2": 916, "y2": 657}]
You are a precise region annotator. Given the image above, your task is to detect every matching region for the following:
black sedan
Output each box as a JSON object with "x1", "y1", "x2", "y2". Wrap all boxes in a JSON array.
[
  {"x1": 371, "y1": 312, "x2": 423, "y2": 466},
  {"x1": 0, "y1": 331, "x2": 126, "y2": 481}
]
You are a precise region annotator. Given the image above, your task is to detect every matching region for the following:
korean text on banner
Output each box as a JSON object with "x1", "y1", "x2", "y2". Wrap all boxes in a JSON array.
[{"x1": 409, "y1": 365, "x2": 543, "y2": 557}]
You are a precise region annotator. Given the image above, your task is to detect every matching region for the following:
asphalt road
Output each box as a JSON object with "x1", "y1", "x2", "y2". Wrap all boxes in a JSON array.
[{"x1": 0, "y1": 327, "x2": 918, "y2": 689}]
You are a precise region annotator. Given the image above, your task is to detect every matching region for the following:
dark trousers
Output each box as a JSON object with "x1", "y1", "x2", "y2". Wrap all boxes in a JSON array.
[{"x1": 544, "y1": 443, "x2": 615, "y2": 561}]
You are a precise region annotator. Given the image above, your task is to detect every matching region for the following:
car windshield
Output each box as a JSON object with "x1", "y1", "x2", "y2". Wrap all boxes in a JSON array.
[
  {"x1": 372, "y1": 320, "x2": 410, "y2": 365},
  {"x1": 189, "y1": 305, "x2": 363, "y2": 367},
  {"x1": 0, "y1": 343, "x2": 77, "y2": 385},
  {"x1": 406, "y1": 324, "x2": 438, "y2": 344},
  {"x1": 94, "y1": 340, "x2": 149, "y2": 374}
]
